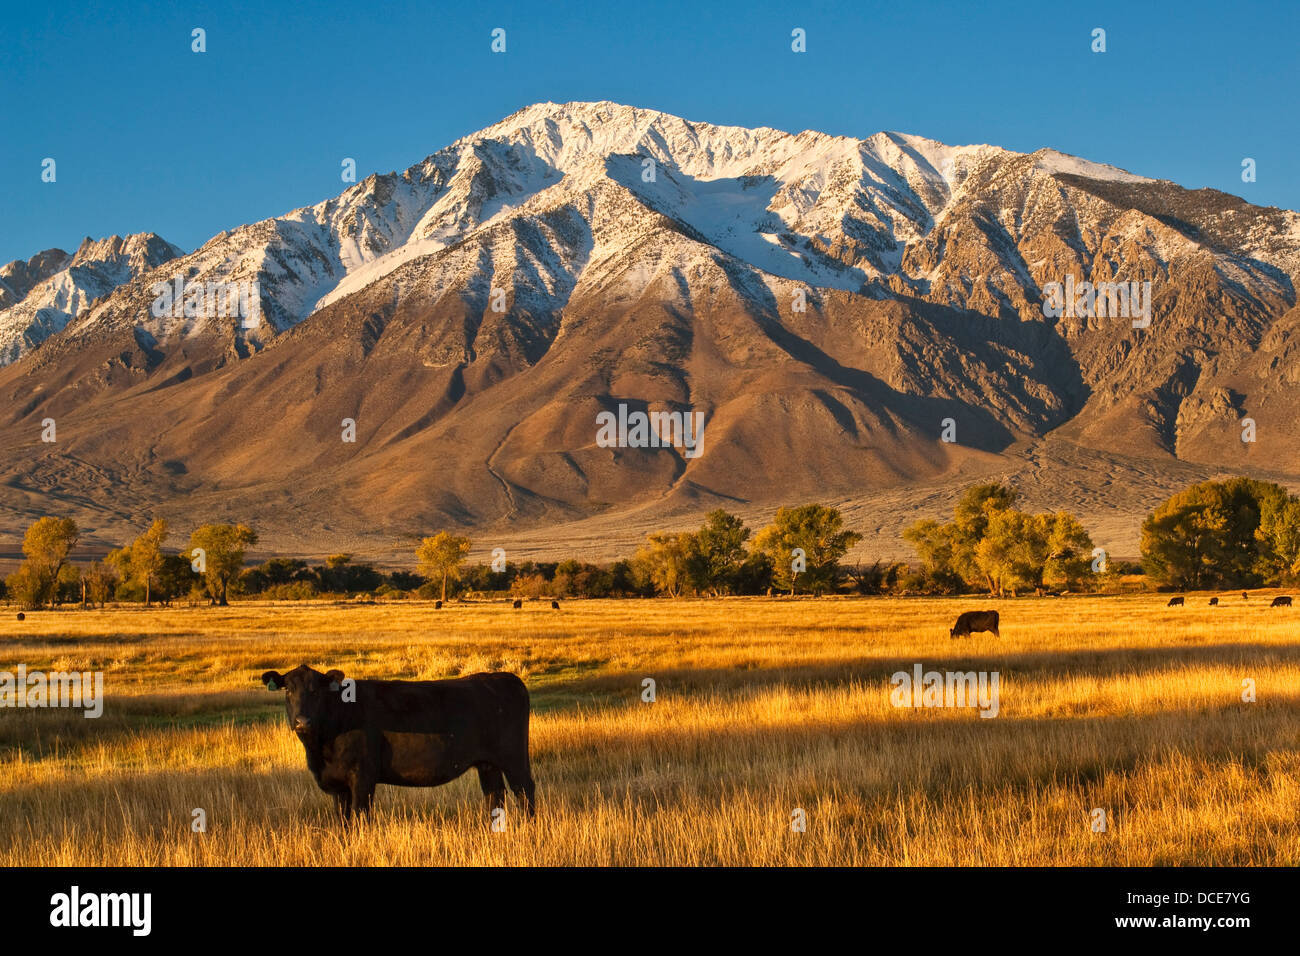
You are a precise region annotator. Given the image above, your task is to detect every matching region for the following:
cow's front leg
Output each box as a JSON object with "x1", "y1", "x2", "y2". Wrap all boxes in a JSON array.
[
  {"x1": 350, "y1": 771, "x2": 376, "y2": 819},
  {"x1": 333, "y1": 790, "x2": 353, "y2": 823}
]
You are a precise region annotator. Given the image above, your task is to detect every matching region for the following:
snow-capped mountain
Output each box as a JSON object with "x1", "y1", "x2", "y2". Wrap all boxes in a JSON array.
[
  {"x1": 0, "y1": 234, "x2": 182, "y2": 365},
  {"x1": 26, "y1": 102, "x2": 1300, "y2": 348},
  {"x1": 3, "y1": 101, "x2": 1299, "y2": 556}
]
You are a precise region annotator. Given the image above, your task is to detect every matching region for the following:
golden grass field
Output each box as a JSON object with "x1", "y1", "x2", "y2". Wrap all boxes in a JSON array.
[{"x1": 1, "y1": 594, "x2": 1297, "y2": 866}]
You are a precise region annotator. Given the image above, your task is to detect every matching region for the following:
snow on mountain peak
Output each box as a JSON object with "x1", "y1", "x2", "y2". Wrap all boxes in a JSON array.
[
  {"x1": 0, "y1": 233, "x2": 182, "y2": 365},
  {"x1": 7, "y1": 101, "x2": 1274, "y2": 368},
  {"x1": 1031, "y1": 148, "x2": 1153, "y2": 184}
]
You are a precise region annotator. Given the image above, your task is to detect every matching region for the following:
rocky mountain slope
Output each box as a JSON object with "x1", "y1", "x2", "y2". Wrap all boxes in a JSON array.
[
  {"x1": 0, "y1": 234, "x2": 182, "y2": 365},
  {"x1": 2, "y1": 101, "x2": 1298, "y2": 560}
]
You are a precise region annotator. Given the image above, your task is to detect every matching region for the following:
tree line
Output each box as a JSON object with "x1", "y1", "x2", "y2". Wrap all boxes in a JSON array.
[
  {"x1": 4, "y1": 475, "x2": 1298, "y2": 609},
  {"x1": 409, "y1": 506, "x2": 862, "y2": 601},
  {"x1": 3, "y1": 519, "x2": 257, "y2": 609}
]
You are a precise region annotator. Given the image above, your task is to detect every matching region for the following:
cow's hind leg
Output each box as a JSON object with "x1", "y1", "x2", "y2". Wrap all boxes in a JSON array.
[
  {"x1": 505, "y1": 765, "x2": 536, "y2": 818},
  {"x1": 477, "y1": 765, "x2": 507, "y2": 818}
]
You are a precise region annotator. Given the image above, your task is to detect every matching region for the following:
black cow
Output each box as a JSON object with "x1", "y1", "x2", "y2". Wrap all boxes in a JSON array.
[
  {"x1": 1167, "y1": 596, "x2": 1185, "y2": 607},
  {"x1": 950, "y1": 610, "x2": 999, "y2": 638},
  {"x1": 15, "y1": 612, "x2": 24, "y2": 622},
  {"x1": 434, "y1": 600, "x2": 442, "y2": 609},
  {"x1": 1208, "y1": 597, "x2": 1219, "y2": 606},
  {"x1": 551, "y1": 600, "x2": 560, "y2": 610},
  {"x1": 512, "y1": 599, "x2": 522, "y2": 609},
  {"x1": 1271, "y1": 596, "x2": 1293, "y2": 607},
  {"x1": 260, "y1": 665, "x2": 535, "y2": 823}
]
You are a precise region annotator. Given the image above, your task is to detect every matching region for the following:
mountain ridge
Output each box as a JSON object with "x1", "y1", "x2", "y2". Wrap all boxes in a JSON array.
[{"x1": 2, "y1": 101, "x2": 1298, "y2": 561}]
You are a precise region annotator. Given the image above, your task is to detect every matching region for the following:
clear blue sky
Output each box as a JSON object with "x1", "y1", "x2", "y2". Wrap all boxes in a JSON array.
[{"x1": 2, "y1": 0, "x2": 1296, "y2": 265}]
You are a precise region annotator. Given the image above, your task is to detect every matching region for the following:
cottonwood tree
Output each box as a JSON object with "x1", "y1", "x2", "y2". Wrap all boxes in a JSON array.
[
  {"x1": 752, "y1": 504, "x2": 862, "y2": 595},
  {"x1": 974, "y1": 508, "x2": 1036, "y2": 595},
  {"x1": 189, "y1": 523, "x2": 258, "y2": 605},
  {"x1": 633, "y1": 531, "x2": 693, "y2": 597},
  {"x1": 1254, "y1": 492, "x2": 1300, "y2": 585},
  {"x1": 129, "y1": 518, "x2": 169, "y2": 605},
  {"x1": 156, "y1": 553, "x2": 196, "y2": 605},
  {"x1": 1042, "y1": 512, "x2": 1095, "y2": 591},
  {"x1": 1140, "y1": 478, "x2": 1288, "y2": 589},
  {"x1": 4, "y1": 566, "x2": 42, "y2": 609},
  {"x1": 950, "y1": 483, "x2": 1019, "y2": 586},
  {"x1": 12, "y1": 516, "x2": 80, "y2": 608},
  {"x1": 57, "y1": 564, "x2": 82, "y2": 606},
  {"x1": 416, "y1": 532, "x2": 472, "y2": 603},
  {"x1": 904, "y1": 485, "x2": 1094, "y2": 595},
  {"x1": 971, "y1": 510, "x2": 1093, "y2": 596},
  {"x1": 687, "y1": 509, "x2": 752, "y2": 595},
  {"x1": 553, "y1": 559, "x2": 583, "y2": 598},
  {"x1": 105, "y1": 545, "x2": 135, "y2": 600},
  {"x1": 901, "y1": 518, "x2": 962, "y2": 592},
  {"x1": 85, "y1": 560, "x2": 118, "y2": 608}
]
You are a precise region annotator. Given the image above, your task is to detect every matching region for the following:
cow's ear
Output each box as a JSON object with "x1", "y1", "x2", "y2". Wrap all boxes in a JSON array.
[
  {"x1": 261, "y1": 671, "x2": 284, "y2": 691},
  {"x1": 326, "y1": 669, "x2": 345, "y2": 692}
]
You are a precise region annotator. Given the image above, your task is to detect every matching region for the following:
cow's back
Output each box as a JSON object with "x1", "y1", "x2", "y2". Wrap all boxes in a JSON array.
[
  {"x1": 955, "y1": 610, "x2": 997, "y2": 633},
  {"x1": 362, "y1": 672, "x2": 526, "y2": 755}
]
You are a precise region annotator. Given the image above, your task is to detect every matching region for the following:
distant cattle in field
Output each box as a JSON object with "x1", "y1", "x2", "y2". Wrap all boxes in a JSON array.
[
  {"x1": 435, "y1": 600, "x2": 442, "y2": 610},
  {"x1": 551, "y1": 600, "x2": 560, "y2": 610},
  {"x1": 15, "y1": 612, "x2": 24, "y2": 621},
  {"x1": 1208, "y1": 597, "x2": 1218, "y2": 606},
  {"x1": 512, "y1": 599, "x2": 522, "y2": 609},
  {"x1": 950, "y1": 610, "x2": 999, "y2": 638},
  {"x1": 1167, "y1": 597, "x2": 1184, "y2": 607},
  {"x1": 260, "y1": 665, "x2": 534, "y2": 823},
  {"x1": 1271, "y1": 596, "x2": 1293, "y2": 607}
]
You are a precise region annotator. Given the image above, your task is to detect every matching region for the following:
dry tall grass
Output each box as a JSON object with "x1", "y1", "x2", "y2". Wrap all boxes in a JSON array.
[{"x1": 1, "y1": 595, "x2": 1297, "y2": 865}]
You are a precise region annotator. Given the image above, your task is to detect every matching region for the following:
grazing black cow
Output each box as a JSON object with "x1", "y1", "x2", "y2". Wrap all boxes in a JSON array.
[
  {"x1": 512, "y1": 599, "x2": 522, "y2": 609},
  {"x1": 950, "y1": 610, "x2": 999, "y2": 638},
  {"x1": 15, "y1": 612, "x2": 24, "y2": 621},
  {"x1": 434, "y1": 600, "x2": 442, "y2": 610},
  {"x1": 260, "y1": 665, "x2": 535, "y2": 823},
  {"x1": 1271, "y1": 596, "x2": 1293, "y2": 607},
  {"x1": 1167, "y1": 596, "x2": 1185, "y2": 607},
  {"x1": 551, "y1": 600, "x2": 560, "y2": 610},
  {"x1": 1208, "y1": 597, "x2": 1219, "y2": 606}
]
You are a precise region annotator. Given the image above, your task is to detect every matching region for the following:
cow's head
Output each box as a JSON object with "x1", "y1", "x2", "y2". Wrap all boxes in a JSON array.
[{"x1": 260, "y1": 665, "x2": 347, "y2": 740}]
